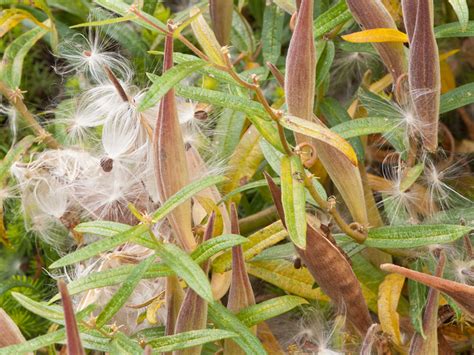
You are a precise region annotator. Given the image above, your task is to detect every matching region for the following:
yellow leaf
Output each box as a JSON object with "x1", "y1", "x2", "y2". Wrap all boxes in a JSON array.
[
  {"x1": 280, "y1": 115, "x2": 358, "y2": 166},
  {"x1": 439, "y1": 50, "x2": 459, "y2": 94},
  {"x1": 222, "y1": 125, "x2": 264, "y2": 203},
  {"x1": 212, "y1": 220, "x2": 288, "y2": 272},
  {"x1": 342, "y1": 28, "x2": 409, "y2": 43},
  {"x1": 378, "y1": 273, "x2": 405, "y2": 346},
  {"x1": 189, "y1": 8, "x2": 225, "y2": 66},
  {"x1": 246, "y1": 259, "x2": 329, "y2": 302},
  {"x1": 440, "y1": 60, "x2": 456, "y2": 94},
  {"x1": 193, "y1": 195, "x2": 224, "y2": 236}
]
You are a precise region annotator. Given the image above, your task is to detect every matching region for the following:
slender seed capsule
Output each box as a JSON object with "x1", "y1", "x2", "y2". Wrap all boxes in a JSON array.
[
  {"x1": 209, "y1": 0, "x2": 233, "y2": 46},
  {"x1": 402, "y1": 0, "x2": 441, "y2": 151},
  {"x1": 153, "y1": 27, "x2": 196, "y2": 252},
  {"x1": 173, "y1": 214, "x2": 215, "y2": 355},
  {"x1": 224, "y1": 203, "x2": 256, "y2": 354},
  {"x1": 287, "y1": 0, "x2": 368, "y2": 225}
]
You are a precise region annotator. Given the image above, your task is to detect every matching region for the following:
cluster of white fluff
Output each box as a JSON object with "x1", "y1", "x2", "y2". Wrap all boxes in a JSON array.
[{"x1": 9, "y1": 29, "x2": 222, "y2": 332}]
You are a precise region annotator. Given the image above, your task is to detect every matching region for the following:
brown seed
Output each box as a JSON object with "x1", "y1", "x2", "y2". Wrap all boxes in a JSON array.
[{"x1": 100, "y1": 157, "x2": 113, "y2": 172}]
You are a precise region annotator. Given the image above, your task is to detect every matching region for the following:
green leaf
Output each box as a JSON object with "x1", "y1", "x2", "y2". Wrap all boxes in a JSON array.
[
  {"x1": 190, "y1": 234, "x2": 248, "y2": 264},
  {"x1": 316, "y1": 40, "x2": 335, "y2": 88},
  {"x1": 440, "y1": 83, "x2": 474, "y2": 113},
  {"x1": 49, "y1": 224, "x2": 148, "y2": 269},
  {"x1": 49, "y1": 263, "x2": 172, "y2": 303},
  {"x1": 51, "y1": 175, "x2": 225, "y2": 269},
  {"x1": 0, "y1": 23, "x2": 49, "y2": 88},
  {"x1": 173, "y1": 84, "x2": 266, "y2": 118},
  {"x1": 319, "y1": 98, "x2": 365, "y2": 162},
  {"x1": 434, "y1": 21, "x2": 474, "y2": 38},
  {"x1": 155, "y1": 242, "x2": 213, "y2": 302},
  {"x1": 213, "y1": 220, "x2": 288, "y2": 272},
  {"x1": 0, "y1": 329, "x2": 66, "y2": 354},
  {"x1": 331, "y1": 116, "x2": 400, "y2": 139},
  {"x1": 408, "y1": 260, "x2": 427, "y2": 338},
  {"x1": 237, "y1": 295, "x2": 308, "y2": 327},
  {"x1": 280, "y1": 155, "x2": 307, "y2": 249},
  {"x1": 262, "y1": 4, "x2": 284, "y2": 65},
  {"x1": 448, "y1": 0, "x2": 469, "y2": 31},
  {"x1": 208, "y1": 302, "x2": 266, "y2": 355},
  {"x1": 111, "y1": 332, "x2": 143, "y2": 354},
  {"x1": 140, "y1": 60, "x2": 207, "y2": 111},
  {"x1": 220, "y1": 178, "x2": 281, "y2": 203},
  {"x1": 213, "y1": 108, "x2": 246, "y2": 160},
  {"x1": 231, "y1": 10, "x2": 255, "y2": 54},
  {"x1": 96, "y1": 255, "x2": 155, "y2": 328},
  {"x1": 314, "y1": 0, "x2": 352, "y2": 38},
  {"x1": 12, "y1": 292, "x2": 67, "y2": 323},
  {"x1": 364, "y1": 224, "x2": 471, "y2": 249},
  {"x1": 174, "y1": 84, "x2": 284, "y2": 152},
  {"x1": 0, "y1": 135, "x2": 35, "y2": 183},
  {"x1": 147, "y1": 329, "x2": 237, "y2": 352},
  {"x1": 70, "y1": 14, "x2": 137, "y2": 28},
  {"x1": 95, "y1": 0, "x2": 166, "y2": 32}
]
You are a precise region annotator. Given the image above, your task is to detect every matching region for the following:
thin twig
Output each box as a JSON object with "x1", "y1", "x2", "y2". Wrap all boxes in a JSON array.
[
  {"x1": 0, "y1": 81, "x2": 60, "y2": 149},
  {"x1": 303, "y1": 174, "x2": 367, "y2": 243}
]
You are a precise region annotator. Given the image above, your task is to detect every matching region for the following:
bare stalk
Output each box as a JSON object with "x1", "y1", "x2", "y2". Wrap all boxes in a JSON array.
[
  {"x1": 0, "y1": 81, "x2": 60, "y2": 149},
  {"x1": 303, "y1": 174, "x2": 367, "y2": 243}
]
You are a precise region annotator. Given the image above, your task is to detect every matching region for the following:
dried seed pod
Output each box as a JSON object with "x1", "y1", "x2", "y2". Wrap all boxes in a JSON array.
[
  {"x1": 346, "y1": 0, "x2": 408, "y2": 81},
  {"x1": 209, "y1": 0, "x2": 233, "y2": 46},
  {"x1": 173, "y1": 214, "x2": 215, "y2": 355},
  {"x1": 402, "y1": 0, "x2": 440, "y2": 151},
  {"x1": 265, "y1": 173, "x2": 373, "y2": 336},
  {"x1": 153, "y1": 30, "x2": 196, "y2": 252},
  {"x1": 224, "y1": 204, "x2": 256, "y2": 354}
]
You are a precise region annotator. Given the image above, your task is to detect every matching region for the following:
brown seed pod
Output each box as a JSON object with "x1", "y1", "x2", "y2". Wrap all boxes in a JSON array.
[{"x1": 265, "y1": 173, "x2": 373, "y2": 336}]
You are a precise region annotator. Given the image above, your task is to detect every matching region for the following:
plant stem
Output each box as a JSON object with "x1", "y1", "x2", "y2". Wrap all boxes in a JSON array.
[
  {"x1": 0, "y1": 81, "x2": 60, "y2": 149},
  {"x1": 303, "y1": 174, "x2": 367, "y2": 243}
]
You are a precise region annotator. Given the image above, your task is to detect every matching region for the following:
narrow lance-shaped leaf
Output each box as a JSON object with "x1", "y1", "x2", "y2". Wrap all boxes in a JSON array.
[
  {"x1": 153, "y1": 30, "x2": 196, "y2": 252},
  {"x1": 346, "y1": 0, "x2": 407, "y2": 81},
  {"x1": 265, "y1": 173, "x2": 373, "y2": 335},
  {"x1": 58, "y1": 280, "x2": 85, "y2": 355},
  {"x1": 225, "y1": 204, "x2": 257, "y2": 355},
  {"x1": 190, "y1": 8, "x2": 225, "y2": 66},
  {"x1": 341, "y1": 28, "x2": 409, "y2": 43},
  {"x1": 378, "y1": 273, "x2": 405, "y2": 346},
  {"x1": 173, "y1": 213, "x2": 215, "y2": 355},
  {"x1": 402, "y1": 0, "x2": 441, "y2": 152},
  {"x1": 95, "y1": 256, "x2": 155, "y2": 328},
  {"x1": 209, "y1": 0, "x2": 233, "y2": 45},
  {"x1": 280, "y1": 155, "x2": 307, "y2": 249},
  {"x1": 408, "y1": 252, "x2": 446, "y2": 355},
  {"x1": 448, "y1": 0, "x2": 469, "y2": 31}
]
